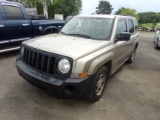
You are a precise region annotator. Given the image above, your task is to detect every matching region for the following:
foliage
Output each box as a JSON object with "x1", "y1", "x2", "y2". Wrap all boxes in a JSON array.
[
  {"x1": 96, "y1": 0, "x2": 113, "y2": 14},
  {"x1": 115, "y1": 7, "x2": 139, "y2": 21},
  {"x1": 138, "y1": 12, "x2": 160, "y2": 26},
  {"x1": 139, "y1": 23, "x2": 160, "y2": 29},
  {"x1": 36, "y1": 2, "x2": 44, "y2": 15},
  {"x1": 139, "y1": 23, "x2": 153, "y2": 27},
  {"x1": 48, "y1": 4, "x2": 55, "y2": 19},
  {"x1": 48, "y1": 0, "x2": 82, "y2": 19},
  {"x1": 14, "y1": 0, "x2": 51, "y2": 8},
  {"x1": 14, "y1": 0, "x2": 82, "y2": 19},
  {"x1": 114, "y1": 7, "x2": 125, "y2": 15},
  {"x1": 14, "y1": 0, "x2": 37, "y2": 8}
]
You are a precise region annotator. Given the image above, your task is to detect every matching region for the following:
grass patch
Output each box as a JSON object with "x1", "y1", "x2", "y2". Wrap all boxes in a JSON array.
[{"x1": 139, "y1": 23, "x2": 160, "y2": 28}]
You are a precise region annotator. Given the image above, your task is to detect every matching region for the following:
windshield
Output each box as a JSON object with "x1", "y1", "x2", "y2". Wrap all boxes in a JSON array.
[{"x1": 61, "y1": 17, "x2": 114, "y2": 40}]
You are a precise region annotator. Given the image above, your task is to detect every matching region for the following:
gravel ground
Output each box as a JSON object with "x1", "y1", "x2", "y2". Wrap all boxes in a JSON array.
[{"x1": 0, "y1": 32, "x2": 159, "y2": 120}]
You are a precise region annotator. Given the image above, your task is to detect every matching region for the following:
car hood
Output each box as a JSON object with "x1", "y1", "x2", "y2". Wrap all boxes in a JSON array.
[{"x1": 23, "y1": 34, "x2": 111, "y2": 60}]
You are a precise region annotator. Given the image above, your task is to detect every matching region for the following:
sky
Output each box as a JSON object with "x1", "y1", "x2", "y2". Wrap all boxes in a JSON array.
[{"x1": 81, "y1": 0, "x2": 160, "y2": 15}]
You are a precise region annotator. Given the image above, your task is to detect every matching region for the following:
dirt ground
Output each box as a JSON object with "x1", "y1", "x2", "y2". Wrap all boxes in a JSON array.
[{"x1": 0, "y1": 32, "x2": 159, "y2": 120}]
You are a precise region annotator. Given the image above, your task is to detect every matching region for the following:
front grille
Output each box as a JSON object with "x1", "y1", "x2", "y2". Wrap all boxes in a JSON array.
[
  {"x1": 21, "y1": 45, "x2": 73, "y2": 80},
  {"x1": 22, "y1": 46, "x2": 56, "y2": 76}
]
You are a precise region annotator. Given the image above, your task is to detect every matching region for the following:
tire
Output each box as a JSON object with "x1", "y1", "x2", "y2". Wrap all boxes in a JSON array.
[
  {"x1": 44, "y1": 29, "x2": 59, "y2": 35},
  {"x1": 85, "y1": 66, "x2": 109, "y2": 102},
  {"x1": 155, "y1": 41, "x2": 159, "y2": 49},
  {"x1": 44, "y1": 31, "x2": 51, "y2": 35},
  {"x1": 127, "y1": 48, "x2": 136, "y2": 64}
]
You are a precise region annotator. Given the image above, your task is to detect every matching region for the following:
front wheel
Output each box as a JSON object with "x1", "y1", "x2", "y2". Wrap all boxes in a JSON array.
[{"x1": 85, "y1": 66, "x2": 109, "y2": 102}]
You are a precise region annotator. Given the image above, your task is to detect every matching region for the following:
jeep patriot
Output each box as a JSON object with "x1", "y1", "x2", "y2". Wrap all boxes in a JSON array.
[{"x1": 16, "y1": 15, "x2": 139, "y2": 102}]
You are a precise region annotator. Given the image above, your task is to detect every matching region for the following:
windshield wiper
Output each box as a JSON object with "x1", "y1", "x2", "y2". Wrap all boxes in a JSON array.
[
  {"x1": 68, "y1": 33, "x2": 92, "y2": 39},
  {"x1": 60, "y1": 31, "x2": 68, "y2": 35}
]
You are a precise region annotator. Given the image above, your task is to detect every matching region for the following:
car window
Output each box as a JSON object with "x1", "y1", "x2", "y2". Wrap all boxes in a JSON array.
[
  {"x1": 134, "y1": 19, "x2": 138, "y2": 31},
  {"x1": 2, "y1": 5, "x2": 24, "y2": 20},
  {"x1": 128, "y1": 19, "x2": 134, "y2": 33},
  {"x1": 117, "y1": 19, "x2": 127, "y2": 35}
]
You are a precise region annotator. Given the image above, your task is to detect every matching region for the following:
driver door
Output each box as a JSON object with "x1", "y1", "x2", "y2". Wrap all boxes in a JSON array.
[{"x1": 112, "y1": 19, "x2": 129, "y2": 71}]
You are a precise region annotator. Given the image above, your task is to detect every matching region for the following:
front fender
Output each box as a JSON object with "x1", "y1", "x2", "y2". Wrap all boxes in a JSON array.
[
  {"x1": 73, "y1": 51, "x2": 114, "y2": 76},
  {"x1": 88, "y1": 52, "x2": 113, "y2": 75}
]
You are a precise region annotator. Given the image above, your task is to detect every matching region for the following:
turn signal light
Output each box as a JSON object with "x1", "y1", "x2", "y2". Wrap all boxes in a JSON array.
[{"x1": 80, "y1": 72, "x2": 88, "y2": 78}]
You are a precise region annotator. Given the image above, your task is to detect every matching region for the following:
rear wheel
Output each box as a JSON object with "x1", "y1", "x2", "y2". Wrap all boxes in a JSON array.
[
  {"x1": 85, "y1": 66, "x2": 109, "y2": 102},
  {"x1": 127, "y1": 48, "x2": 136, "y2": 64}
]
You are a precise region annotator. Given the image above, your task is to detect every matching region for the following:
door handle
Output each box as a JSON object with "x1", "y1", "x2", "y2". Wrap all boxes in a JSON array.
[
  {"x1": 22, "y1": 24, "x2": 29, "y2": 26},
  {"x1": 0, "y1": 25, "x2": 5, "y2": 28}
]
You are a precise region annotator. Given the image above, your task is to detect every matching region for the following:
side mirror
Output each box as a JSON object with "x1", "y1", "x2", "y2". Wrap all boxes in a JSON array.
[{"x1": 117, "y1": 32, "x2": 131, "y2": 41}]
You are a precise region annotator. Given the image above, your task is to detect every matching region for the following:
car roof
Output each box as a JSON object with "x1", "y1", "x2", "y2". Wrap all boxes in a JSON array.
[{"x1": 75, "y1": 14, "x2": 136, "y2": 19}]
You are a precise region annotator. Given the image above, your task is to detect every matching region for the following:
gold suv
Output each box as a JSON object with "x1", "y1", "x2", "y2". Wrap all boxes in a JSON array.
[{"x1": 16, "y1": 15, "x2": 139, "y2": 102}]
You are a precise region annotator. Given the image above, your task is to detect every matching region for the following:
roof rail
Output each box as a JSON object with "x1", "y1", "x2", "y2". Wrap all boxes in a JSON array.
[{"x1": 121, "y1": 14, "x2": 132, "y2": 16}]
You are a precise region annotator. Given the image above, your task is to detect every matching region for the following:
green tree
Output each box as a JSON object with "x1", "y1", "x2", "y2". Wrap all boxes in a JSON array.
[
  {"x1": 14, "y1": 0, "x2": 82, "y2": 19},
  {"x1": 138, "y1": 12, "x2": 160, "y2": 24},
  {"x1": 36, "y1": 2, "x2": 44, "y2": 15},
  {"x1": 14, "y1": 0, "x2": 52, "y2": 8},
  {"x1": 14, "y1": 0, "x2": 37, "y2": 8},
  {"x1": 117, "y1": 7, "x2": 139, "y2": 21},
  {"x1": 96, "y1": 0, "x2": 113, "y2": 14},
  {"x1": 114, "y1": 7, "x2": 126, "y2": 15}
]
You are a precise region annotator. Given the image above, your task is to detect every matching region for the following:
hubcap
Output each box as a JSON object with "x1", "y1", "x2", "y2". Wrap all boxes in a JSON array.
[
  {"x1": 96, "y1": 73, "x2": 106, "y2": 96},
  {"x1": 131, "y1": 52, "x2": 135, "y2": 61}
]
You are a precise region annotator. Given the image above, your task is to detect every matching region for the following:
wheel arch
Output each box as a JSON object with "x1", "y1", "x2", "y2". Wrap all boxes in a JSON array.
[
  {"x1": 88, "y1": 52, "x2": 113, "y2": 76},
  {"x1": 135, "y1": 42, "x2": 139, "y2": 49},
  {"x1": 42, "y1": 26, "x2": 59, "y2": 35}
]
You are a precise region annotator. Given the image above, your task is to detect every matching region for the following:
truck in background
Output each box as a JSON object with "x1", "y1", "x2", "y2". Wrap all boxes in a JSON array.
[{"x1": 0, "y1": 0, "x2": 65, "y2": 53}]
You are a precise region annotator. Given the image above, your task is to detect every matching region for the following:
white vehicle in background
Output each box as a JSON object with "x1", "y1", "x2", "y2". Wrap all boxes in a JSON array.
[{"x1": 154, "y1": 29, "x2": 160, "y2": 49}]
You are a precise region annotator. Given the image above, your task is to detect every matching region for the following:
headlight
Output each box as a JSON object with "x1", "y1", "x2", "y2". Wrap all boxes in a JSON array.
[
  {"x1": 58, "y1": 59, "x2": 71, "y2": 74},
  {"x1": 20, "y1": 46, "x2": 24, "y2": 57}
]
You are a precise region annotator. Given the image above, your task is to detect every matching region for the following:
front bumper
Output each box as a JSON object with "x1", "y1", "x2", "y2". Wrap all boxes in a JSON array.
[{"x1": 16, "y1": 59, "x2": 95, "y2": 99}]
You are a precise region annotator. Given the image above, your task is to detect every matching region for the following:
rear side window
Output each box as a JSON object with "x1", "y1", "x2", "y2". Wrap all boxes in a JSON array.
[
  {"x1": 128, "y1": 19, "x2": 134, "y2": 33},
  {"x1": 134, "y1": 19, "x2": 138, "y2": 31},
  {"x1": 2, "y1": 5, "x2": 24, "y2": 20},
  {"x1": 117, "y1": 20, "x2": 127, "y2": 35}
]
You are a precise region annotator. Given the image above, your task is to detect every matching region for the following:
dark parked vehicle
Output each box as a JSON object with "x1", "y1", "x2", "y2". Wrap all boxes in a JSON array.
[{"x1": 0, "y1": 0, "x2": 65, "y2": 53}]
